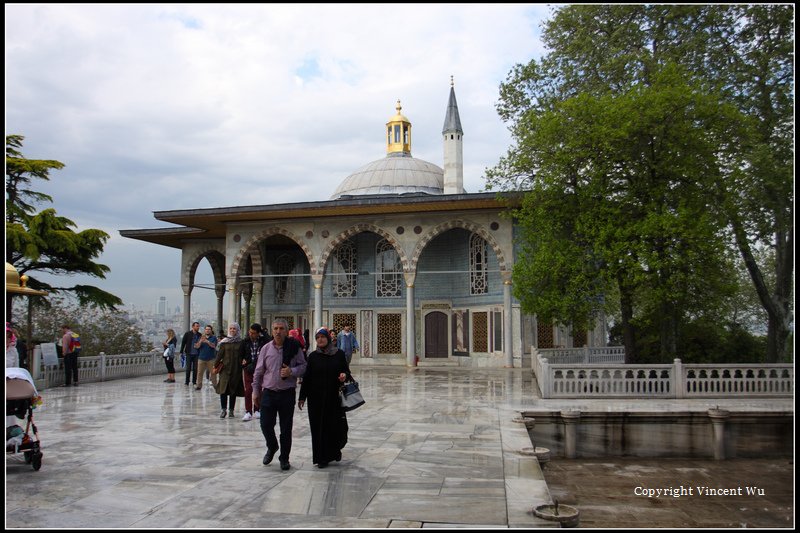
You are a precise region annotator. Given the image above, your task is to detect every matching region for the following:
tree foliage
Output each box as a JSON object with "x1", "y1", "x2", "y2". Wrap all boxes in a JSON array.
[
  {"x1": 489, "y1": 5, "x2": 793, "y2": 362},
  {"x1": 6, "y1": 135, "x2": 123, "y2": 314},
  {"x1": 13, "y1": 296, "x2": 150, "y2": 356}
]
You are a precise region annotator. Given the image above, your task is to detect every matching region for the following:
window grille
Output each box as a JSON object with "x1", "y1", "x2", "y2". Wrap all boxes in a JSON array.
[
  {"x1": 275, "y1": 254, "x2": 295, "y2": 304},
  {"x1": 470, "y1": 234, "x2": 488, "y2": 295},
  {"x1": 376, "y1": 239, "x2": 402, "y2": 298},
  {"x1": 332, "y1": 240, "x2": 357, "y2": 297}
]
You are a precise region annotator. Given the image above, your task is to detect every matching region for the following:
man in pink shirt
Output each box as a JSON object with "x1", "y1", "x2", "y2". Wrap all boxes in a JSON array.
[{"x1": 252, "y1": 318, "x2": 306, "y2": 471}]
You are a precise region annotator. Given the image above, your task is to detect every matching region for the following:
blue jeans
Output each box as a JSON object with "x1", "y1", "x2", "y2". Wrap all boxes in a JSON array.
[
  {"x1": 184, "y1": 354, "x2": 198, "y2": 385},
  {"x1": 259, "y1": 388, "x2": 296, "y2": 462}
]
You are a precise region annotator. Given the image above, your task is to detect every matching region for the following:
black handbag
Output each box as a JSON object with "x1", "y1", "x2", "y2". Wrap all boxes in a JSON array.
[{"x1": 339, "y1": 380, "x2": 365, "y2": 412}]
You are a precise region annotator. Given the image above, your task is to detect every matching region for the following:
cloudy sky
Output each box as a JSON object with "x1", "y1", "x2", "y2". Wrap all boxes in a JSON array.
[{"x1": 6, "y1": 4, "x2": 550, "y2": 315}]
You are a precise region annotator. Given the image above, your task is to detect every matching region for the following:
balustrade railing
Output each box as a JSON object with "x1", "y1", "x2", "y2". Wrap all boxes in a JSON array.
[
  {"x1": 538, "y1": 346, "x2": 625, "y2": 364},
  {"x1": 33, "y1": 350, "x2": 184, "y2": 389},
  {"x1": 533, "y1": 348, "x2": 794, "y2": 399}
]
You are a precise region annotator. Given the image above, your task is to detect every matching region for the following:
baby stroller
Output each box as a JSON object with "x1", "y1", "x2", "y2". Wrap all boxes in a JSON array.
[{"x1": 6, "y1": 368, "x2": 43, "y2": 471}]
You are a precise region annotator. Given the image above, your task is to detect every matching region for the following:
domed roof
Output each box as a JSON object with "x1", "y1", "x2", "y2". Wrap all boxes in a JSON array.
[{"x1": 331, "y1": 153, "x2": 444, "y2": 199}]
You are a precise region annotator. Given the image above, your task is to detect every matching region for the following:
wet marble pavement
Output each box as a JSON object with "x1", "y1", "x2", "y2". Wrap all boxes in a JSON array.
[{"x1": 5, "y1": 367, "x2": 555, "y2": 528}]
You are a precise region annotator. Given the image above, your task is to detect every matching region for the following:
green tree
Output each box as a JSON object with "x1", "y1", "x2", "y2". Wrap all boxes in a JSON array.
[
  {"x1": 13, "y1": 296, "x2": 150, "y2": 356},
  {"x1": 6, "y1": 135, "x2": 123, "y2": 318},
  {"x1": 714, "y1": 5, "x2": 794, "y2": 362},
  {"x1": 489, "y1": 5, "x2": 792, "y2": 361}
]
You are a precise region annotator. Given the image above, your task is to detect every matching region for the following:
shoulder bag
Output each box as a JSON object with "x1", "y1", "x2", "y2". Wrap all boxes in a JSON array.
[{"x1": 339, "y1": 380, "x2": 365, "y2": 412}]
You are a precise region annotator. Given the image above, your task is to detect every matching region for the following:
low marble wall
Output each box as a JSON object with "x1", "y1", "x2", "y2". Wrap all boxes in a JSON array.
[{"x1": 521, "y1": 409, "x2": 793, "y2": 459}]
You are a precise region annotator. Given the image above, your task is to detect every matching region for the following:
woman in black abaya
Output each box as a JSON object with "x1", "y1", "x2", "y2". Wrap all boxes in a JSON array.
[{"x1": 298, "y1": 327, "x2": 352, "y2": 468}]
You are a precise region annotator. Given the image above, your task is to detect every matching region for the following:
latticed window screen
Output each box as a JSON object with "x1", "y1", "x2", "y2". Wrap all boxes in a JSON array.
[
  {"x1": 573, "y1": 329, "x2": 587, "y2": 348},
  {"x1": 470, "y1": 234, "x2": 488, "y2": 295},
  {"x1": 332, "y1": 314, "x2": 356, "y2": 336},
  {"x1": 377, "y1": 313, "x2": 402, "y2": 354},
  {"x1": 376, "y1": 239, "x2": 402, "y2": 298},
  {"x1": 332, "y1": 240, "x2": 357, "y2": 297},
  {"x1": 472, "y1": 311, "x2": 488, "y2": 352},
  {"x1": 275, "y1": 254, "x2": 295, "y2": 304},
  {"x1": 493, "y1": 311, "x2": 503, "y2": 352},
  {"x1": 537, "y1": 320, "x2": 554, "y2": 349},
  {"x1": 274, "y1": 316, "x2": 295, "y2": 329}
]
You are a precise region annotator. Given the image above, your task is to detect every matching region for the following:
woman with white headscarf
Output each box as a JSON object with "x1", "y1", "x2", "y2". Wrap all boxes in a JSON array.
[{"x1": 213, "y1": 323, "x2": 245, "y2": 419}]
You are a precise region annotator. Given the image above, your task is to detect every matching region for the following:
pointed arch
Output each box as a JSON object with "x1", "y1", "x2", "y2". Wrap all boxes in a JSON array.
[
  {"x1": 319, "y1": 223, "x2": 409, "y2": 275},
  {"x1": 182, "y1": 244, "x2": 226, "y2": 293},
  {"x1": 230, "y1": 227, "x2": 315, "y2": 279},
  {"x1": 410, "y1": 219, "x2": 509, "y2": 273}
]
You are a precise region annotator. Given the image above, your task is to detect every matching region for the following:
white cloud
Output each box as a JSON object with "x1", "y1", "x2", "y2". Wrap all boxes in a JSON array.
[{"x1": 6, "y1": 4, "x2": 548, "y2": 312}]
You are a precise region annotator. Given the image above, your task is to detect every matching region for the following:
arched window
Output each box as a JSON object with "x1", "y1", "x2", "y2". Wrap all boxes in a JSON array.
[
  {"x1": 376, "y1": 238, "x2": 402, "y2": 298},
  {"x1": 333, "y1": 239, "x2": 357, "y2": 298},
  {"x1": 275, "y1": 254, "x2": 295, "y2": 304},
  {"x1": 470, "y1": 234, "x2": 488, "y2": 295}
]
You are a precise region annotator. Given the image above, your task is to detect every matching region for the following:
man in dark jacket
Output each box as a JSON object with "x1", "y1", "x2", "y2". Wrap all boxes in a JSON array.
[
  {"x1": 180, "y1": 322, "x2": 201, "y2": 386},
  {"x1": 240, "y1": 323, "x2": 271, "y2": 421}
]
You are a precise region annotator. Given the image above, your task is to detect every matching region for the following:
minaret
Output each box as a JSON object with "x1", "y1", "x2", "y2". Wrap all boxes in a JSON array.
[
  {"x1": 386, "y1": 100, "x2": 411, "y2": 156},
  {"x1": 442, "y1": 76, "x2": 464, "y2": 194}
]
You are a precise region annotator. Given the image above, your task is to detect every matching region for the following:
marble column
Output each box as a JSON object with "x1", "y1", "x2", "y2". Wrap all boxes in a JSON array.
[
  {"x1": 182, "y1": 289, "x2": 191, "y2": 332},
  {"x1": 226, "y1": 281, "x2": 238, "y2": 329},
  {"x1": 405, "y1": 272, "x2": 416, "y2": 367},
  {"x1": 253, "y1": 282, "x2": 263, "y2": 327},
  {"x1": 243, "y1": 293, "x2": 251, "y2": 328},
  {"x1": 503, "y1": 275, "x2": 513, "y2": 368},
  {"x1": 216, "y1": 284, "x2": 226, "y2": 333},
  {"x1": 312, "y1": 274, "x2": 324, "y2": 350}
]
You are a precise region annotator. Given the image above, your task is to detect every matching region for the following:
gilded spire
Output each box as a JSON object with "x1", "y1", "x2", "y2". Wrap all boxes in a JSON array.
[{"x1": 386, "y1": 99, "x2": 412, "y2": 155}]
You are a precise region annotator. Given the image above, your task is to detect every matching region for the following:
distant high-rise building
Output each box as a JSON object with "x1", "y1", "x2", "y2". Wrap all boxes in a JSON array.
[{"x1": 158, "y1": 296, "x2": 167, "y2": 316}]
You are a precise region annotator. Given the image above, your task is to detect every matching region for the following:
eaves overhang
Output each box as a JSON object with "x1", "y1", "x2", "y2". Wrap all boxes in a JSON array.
[{"x1": 120, "y1": 191, "x2": 522, "y2": 249}]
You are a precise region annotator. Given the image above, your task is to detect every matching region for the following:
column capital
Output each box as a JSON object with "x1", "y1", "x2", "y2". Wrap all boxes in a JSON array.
[
  {"x1": 404, "y1": 271, "x2": 416, "y2": 287},
  {"x1": 311, "y1": 274, "x2": 324, "y2": 289},
  {"x1": 501, "y1": 270, "x2": 513, "y2": 284}
]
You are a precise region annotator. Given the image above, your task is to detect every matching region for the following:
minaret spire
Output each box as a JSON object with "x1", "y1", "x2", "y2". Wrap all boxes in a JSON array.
[{"x1": 442, "y1": 77, "x2": 464, "y2": 194}]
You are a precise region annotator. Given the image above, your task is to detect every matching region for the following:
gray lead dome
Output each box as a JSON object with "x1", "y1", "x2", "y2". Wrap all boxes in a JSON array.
[{"x1": 331, "y1": 152, "x2": 444, "y2": 199}]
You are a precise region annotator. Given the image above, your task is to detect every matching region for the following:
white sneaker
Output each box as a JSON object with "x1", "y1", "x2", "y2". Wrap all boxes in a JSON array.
[
  {"x1": 242, "y1": 412, "x2": 252, "y2": 421},
  {"x1": 253, "y1": 410, "x2": 260, "y2": 419}
]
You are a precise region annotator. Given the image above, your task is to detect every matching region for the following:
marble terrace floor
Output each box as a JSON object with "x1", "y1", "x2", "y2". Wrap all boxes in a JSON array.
[
  {"x1": 5, "y1": 367, "x2": 794, "y2": 529},
  {"x1": 6, "y1": 368, "x2": 553, "y2": 528}
]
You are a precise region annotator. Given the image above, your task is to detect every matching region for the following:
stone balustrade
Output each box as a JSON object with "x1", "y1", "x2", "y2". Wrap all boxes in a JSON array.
[
  {"x1": 538, "y1": 346, "x2": 625, "y2": 364},
  {"x1": 533, "y1": 348, "x2": 794, "y2": 399},
  {"x1": 31, "y1": 349, "x2": 183, "y2": 389}
]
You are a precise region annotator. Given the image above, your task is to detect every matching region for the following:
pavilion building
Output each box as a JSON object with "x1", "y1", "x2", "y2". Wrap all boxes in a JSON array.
[{"x1": 121, "y1": 83, "x2": 607, "y2": 367}]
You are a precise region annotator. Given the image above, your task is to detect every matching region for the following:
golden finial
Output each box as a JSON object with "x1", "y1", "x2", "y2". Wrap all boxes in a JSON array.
[{"x1": 396, "y1": 99, "x2": 402, "y2": 114}]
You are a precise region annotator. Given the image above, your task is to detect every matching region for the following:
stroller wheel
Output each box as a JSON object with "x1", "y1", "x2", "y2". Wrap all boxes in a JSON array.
[
  {"x1": 24, "y1": 451, "x2": 33, "y2": 464},
  {"x1": 32, "y1": 453, "x2": 42, "y2": 471}
]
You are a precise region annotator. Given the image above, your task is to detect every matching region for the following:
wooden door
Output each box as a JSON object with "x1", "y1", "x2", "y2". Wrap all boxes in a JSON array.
[{"x1": 425, "y1": 312, "x2": 448, "y2": 358}]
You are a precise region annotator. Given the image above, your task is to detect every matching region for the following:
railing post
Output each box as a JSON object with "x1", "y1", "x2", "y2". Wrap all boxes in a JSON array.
[
  {"x1": 583, "y1": 345, "x2": 589, "y2": 363},
  {"x1": 673, "y1": 358, "x2": 684, "y2": 399},
  {"x1": 100, "y1": 352, "x2": 106, "y2": 381},
  {"x1": 707, "y1": 408, "x2": 730, "y2": 460},
  {"x1": 561, "y1": 410, "x2": 581, "y2": 458},
  {"x1": 539, "y1": 357, "x2": 552, "y2": 398}
]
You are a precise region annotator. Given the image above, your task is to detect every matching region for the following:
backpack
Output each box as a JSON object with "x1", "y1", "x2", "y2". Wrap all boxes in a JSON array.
[{"x1": 69, "y1": 332, "x2": 82, "y2": 353}]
